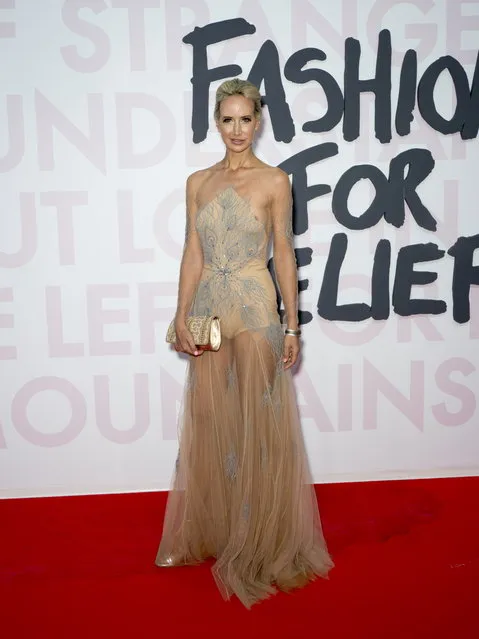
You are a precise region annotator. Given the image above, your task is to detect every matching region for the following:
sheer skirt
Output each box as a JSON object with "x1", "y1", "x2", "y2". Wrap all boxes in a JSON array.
[{"x1": 155, "y1": 326, "x2": 334, "y2": 608}]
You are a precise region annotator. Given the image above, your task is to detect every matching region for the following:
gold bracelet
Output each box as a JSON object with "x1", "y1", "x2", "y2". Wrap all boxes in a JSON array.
[{"x1": 285, "y1": 328, "x2": 301, "y2": 337}]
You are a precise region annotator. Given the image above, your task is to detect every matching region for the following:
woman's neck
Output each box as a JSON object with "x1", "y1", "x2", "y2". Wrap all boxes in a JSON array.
[{"x1": 221, "y1": 147, "x2": 257, "y2": 171}]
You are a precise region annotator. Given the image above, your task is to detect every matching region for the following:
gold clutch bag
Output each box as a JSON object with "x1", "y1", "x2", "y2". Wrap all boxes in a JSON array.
[{"x1": 166, "y1": 316, "x2": 221, "y2": 352}]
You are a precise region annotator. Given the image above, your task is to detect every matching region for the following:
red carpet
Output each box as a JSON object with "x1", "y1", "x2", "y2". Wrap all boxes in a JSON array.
[{"x1": 1, "y1": 477, "x2": 478, "y2": 638}]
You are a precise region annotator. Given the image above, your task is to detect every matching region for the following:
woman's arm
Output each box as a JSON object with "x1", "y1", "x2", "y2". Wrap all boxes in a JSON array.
[
  {"x1": 174, "y1": 173, "x2": 204, "y2": 356},
  {"x1": 271, "y1": 170, "x2": 300, "y2": 369},
  {"x1": 271, "y1": 170, "x2": 298, "y2": 329}
]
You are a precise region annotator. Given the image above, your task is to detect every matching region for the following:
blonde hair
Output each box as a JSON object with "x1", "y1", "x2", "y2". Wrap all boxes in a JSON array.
[{"x1": 214, "y1": 78, "x2": 262, "y2": 121}]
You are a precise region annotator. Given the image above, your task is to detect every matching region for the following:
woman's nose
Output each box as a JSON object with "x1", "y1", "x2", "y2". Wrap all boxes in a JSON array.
[{"x1": 233, "y1": 120, "x2": 241, "y2": 134}]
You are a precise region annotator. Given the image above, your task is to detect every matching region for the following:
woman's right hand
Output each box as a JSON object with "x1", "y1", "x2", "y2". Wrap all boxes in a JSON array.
[{"x1": 174, "y1": 320, "x2": 203, "y2": 357}]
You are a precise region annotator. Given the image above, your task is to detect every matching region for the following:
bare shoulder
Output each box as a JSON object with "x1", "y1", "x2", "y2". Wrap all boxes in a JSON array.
[
  {"x1": 186, "y1": 168, "x2": 215, "y2": 208},
  {"x1": 260, "y1": 166, "x2": 291, "y2": 200},
  {"x1": 254, "y1": 163, "x2": 290, "y2": 191},
  {"x1": 187, "y1": 164, "x2": 222, "y2": 193},
  {"x1": 271, "y1": 167, "x2": 291, "y2": 189},
  {"x1": 186, "y1": 168, "x2": 209, "y2": 192}
]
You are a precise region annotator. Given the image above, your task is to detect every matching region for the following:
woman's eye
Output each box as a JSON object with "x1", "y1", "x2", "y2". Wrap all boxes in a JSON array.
[
  {"x1": 242, "y1": 117, "x2": 252, "y2": 122},
  {"x1": 223, "y1": 118, "x2": 231, "y2": 122}
]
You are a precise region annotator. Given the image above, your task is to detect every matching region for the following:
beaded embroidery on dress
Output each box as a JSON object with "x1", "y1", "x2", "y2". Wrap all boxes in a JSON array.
[{"x1": 155, "y1": 186, "x2": 333, "y2": 608}]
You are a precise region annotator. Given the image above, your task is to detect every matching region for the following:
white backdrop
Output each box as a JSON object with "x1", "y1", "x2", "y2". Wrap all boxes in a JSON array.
[{"x1": 1, "y1": 0, "x2": 478, "y2": 498}]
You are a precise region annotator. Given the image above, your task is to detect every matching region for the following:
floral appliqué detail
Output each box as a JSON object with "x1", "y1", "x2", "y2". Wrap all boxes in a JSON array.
[
  {"x1": 193, "y1": 187, "x2": 270, "y2": 330},
  {"x1": 225, "y1": 451, "x2": 237, "y2": 479},
  {"x1": 226, "y1": 365, "x2": 237, "y2": 390}
]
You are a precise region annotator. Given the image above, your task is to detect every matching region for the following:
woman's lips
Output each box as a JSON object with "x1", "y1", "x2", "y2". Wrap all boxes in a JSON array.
[{"x1": 231, "y1": 139, "x2": 245, "y2": 144}]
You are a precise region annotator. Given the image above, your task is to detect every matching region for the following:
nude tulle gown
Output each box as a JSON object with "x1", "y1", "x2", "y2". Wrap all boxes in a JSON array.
[{"x1": 156, "y1": 186, "x2": 333, "y2": 608}]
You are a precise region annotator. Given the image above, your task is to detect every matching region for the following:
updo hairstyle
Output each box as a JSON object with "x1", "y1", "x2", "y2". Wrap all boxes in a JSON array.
[{"x1": 214, "y1": 78, "x2": 262, "y2": 121}]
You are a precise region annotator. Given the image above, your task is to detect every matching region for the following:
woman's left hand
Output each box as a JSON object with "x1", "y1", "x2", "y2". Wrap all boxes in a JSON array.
[{"x1": 283, "y1": 334, "x2": 300, "y2": 370}]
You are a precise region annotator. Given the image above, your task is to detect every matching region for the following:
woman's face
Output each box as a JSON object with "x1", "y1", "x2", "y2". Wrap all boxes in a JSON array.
[{"x1": 216, "y1": 95, "x2": 260, "y2": 153}]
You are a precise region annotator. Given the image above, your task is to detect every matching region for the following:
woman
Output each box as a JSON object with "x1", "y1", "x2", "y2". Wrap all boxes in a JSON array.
[{"x1": 156, "y1": 78, "x2": 333, "y2": 608}]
